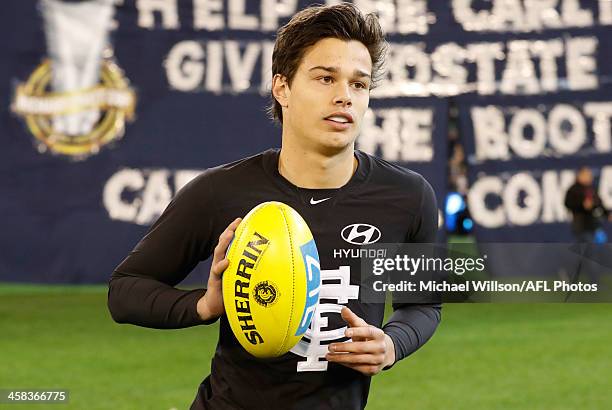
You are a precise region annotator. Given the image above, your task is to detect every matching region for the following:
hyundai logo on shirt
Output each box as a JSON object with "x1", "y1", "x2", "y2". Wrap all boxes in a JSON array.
[{"x1": 341, "y1": 224, "x2": 381, "y2": 245}]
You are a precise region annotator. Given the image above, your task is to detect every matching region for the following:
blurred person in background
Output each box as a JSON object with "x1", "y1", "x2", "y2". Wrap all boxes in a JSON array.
[{"x1": 564, "y1": 166, "x2": 610, "y2": 244}]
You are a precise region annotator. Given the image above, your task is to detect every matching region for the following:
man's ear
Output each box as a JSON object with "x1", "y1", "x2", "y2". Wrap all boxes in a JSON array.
[{"x1": 272, "y1": 74, "x2": 289, "y2": 108}]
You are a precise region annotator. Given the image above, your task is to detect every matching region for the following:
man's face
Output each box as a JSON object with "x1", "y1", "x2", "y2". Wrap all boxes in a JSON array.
[
  {"x1": 276, "y1": 38, "x2": 373, "y2": 154},
  {"x1": 578, "y1": 168, "x2": 593, "y2": 185}
]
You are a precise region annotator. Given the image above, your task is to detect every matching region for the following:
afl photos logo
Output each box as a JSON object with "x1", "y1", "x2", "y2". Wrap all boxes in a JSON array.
[
  {"x1": 11, "y1": 0, "x2": 135, "y2": 159},
  {"x1": 253, "y1": 281, "x2": 279, "y2": 307},
  {"x1": 341, "y1": 224, "x2": 381, "y2": 245}
]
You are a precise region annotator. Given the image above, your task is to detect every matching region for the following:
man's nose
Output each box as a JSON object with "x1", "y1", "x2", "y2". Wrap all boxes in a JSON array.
[{"x1": 333, "y1": 82, "x2": 352, "y2": 107}]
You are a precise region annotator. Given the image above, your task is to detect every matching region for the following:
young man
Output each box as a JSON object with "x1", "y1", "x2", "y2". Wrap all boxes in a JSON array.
[{"x1": 108, "y1": 4, "x2": 441, "y2": 409}]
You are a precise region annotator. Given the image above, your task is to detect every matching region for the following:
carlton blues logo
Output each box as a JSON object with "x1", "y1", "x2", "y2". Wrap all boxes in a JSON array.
[
  {"x1": 11, "y1": 0, "x2": 135, "y2": 160},
  {"x1": 253, "y1": 281, "x2": 279, "y2": 307}
]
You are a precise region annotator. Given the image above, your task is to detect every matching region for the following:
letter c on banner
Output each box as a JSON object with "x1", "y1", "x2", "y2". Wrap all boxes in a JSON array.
[
  {"x1": 503, "y1": 172, "x2": 541, "y2": 226},
  {"x1": 103, "y1": 168, "x2": 145, "y2": 222},
  {"x1": 468, "y1": 176, "x2": 505, "y2": 228}
]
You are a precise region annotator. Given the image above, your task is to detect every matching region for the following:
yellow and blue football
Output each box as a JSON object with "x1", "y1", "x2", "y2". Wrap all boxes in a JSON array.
[{"x1": 222, "y1": 201, "x2": 321, "y2": 358}]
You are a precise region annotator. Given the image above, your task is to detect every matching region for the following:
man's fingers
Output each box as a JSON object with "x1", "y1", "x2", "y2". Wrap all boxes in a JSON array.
[
  {"x1": 329, "y1": 340, "x2": 385, "y2": 354},
  {"x1": 210, "y1": 258, "x2": 229, "y2": 279},
  {"x1": 345, "y1": 326, "x2": 384, "y2": 341},
  {"x1": 341, "y1": 306, "x2": 369, "y2": 328},
  {"x1": 328, "y1": 308, "x2": 388, "y2": 376},
  {"x1": 325, "y1": 352, "x2": 384, "y2": 365},
  {"x1": 213, "y1": 218, "x2": 242, "y2": 262},
  {"x1": 325, "y1": 352, "x2": 386, "y2": 376},
  {"x1": 340, "y1": 307, "x2": 371, "y2": 342},
  {"x1": 228, "y1": 217, "x2": 242, "y2": 230},
  {"x1": 336, "y1": 363, "x2": 382, "y2": 376},
  {"x1": 210, "y1": 217, "x2": 243, "y2": 281}
]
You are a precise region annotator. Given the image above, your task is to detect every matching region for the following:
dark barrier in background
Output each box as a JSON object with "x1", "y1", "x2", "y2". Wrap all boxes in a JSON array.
[
  {"x1": 1, "y1": 0, "x2": 447, "y2": 283},
  {"x1": 1, "y1": 1, "x2": 610, "y2": 283}
]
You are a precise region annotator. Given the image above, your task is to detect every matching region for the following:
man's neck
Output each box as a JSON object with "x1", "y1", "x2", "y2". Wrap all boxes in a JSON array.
[{"x1": 278, "y1": 143, "x2": 357, "y2": 189}]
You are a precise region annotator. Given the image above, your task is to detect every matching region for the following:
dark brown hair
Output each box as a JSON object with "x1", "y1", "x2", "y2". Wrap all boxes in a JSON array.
[{"x1": 268, "y1": 3, "x2": 387, "y2": 123}]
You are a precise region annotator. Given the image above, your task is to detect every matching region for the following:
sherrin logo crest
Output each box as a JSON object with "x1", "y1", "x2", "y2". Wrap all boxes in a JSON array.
[
  {"x1": 11, "y1": 0, "x2": 135, "y2": 160},
  {"x1": 253, "y1": 281, "x2": 279, "y2": 307},
  {"x1": 341, "y1": 223, "x2": 381, "y2": 245}
]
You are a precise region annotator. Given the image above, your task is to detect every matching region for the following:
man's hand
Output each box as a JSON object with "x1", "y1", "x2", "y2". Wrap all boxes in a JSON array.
[
  {"x1": 326, "y1": 307, "x2": 396, "y2": 376},
  {"x1": 197, "y1": 218, "x2": 242, "y2": 321}
]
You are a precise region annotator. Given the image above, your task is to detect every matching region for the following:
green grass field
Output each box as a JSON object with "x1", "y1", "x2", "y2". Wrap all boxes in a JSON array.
[{"x1": 1, "y1": 284, "x2": 611, "y2": 410}]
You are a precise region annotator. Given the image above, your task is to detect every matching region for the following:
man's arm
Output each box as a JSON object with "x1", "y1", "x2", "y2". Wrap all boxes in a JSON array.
[
  {"x1": 384, "y1": 175, "x2": 442, "y2": 365},
  {"x1": 108, "y1": 275, "x2": 208, "y2": 329},
  {"x1": 107, "y1": 173, "x2": 220, "y2": 329},
  {"x1": 325, "y1": 303, "x2": 441, "y2": 374},
  {"x1": 326, "y1": 175, "x2": 442, "y2": 374},
  {"x1": 382, "y1": 304, "x2": 441, "y2": 366}
]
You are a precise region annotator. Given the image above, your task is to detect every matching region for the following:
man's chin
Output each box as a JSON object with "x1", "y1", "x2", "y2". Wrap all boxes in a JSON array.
[{"x1": 316, "y1": 132, "x2": 356, "y2": 155}]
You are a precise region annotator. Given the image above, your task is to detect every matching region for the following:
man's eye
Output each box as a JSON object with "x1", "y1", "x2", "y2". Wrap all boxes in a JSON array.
[
  {"x1": 353, "y1": 82, "x2": 367, "y2": 89},
  {"x1": 319, "y1": 76, "x2": 333, "y2": 84}
]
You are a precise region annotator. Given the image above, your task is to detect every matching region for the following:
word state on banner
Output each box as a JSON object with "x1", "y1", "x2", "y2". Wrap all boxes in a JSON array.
[{"x1": 375, "y1": 36, "x2": 600, "y2": 98}]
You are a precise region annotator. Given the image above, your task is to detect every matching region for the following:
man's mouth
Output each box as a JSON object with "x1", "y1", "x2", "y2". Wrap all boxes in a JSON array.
[{"x1": 324, "y1": 112, "x2": 354, "y2": 124}]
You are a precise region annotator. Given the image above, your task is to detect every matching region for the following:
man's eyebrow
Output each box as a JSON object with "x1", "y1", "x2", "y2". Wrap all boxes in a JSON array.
[
  {"x1": 353, "y1": 69, "x2": 371, "y2": 79},
  {"x1": 308, "y1": 66, "x2": 371, "y2": 79},
  {"x1": 308, "y1": 66, "x2": 339, "y2": 73}
]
